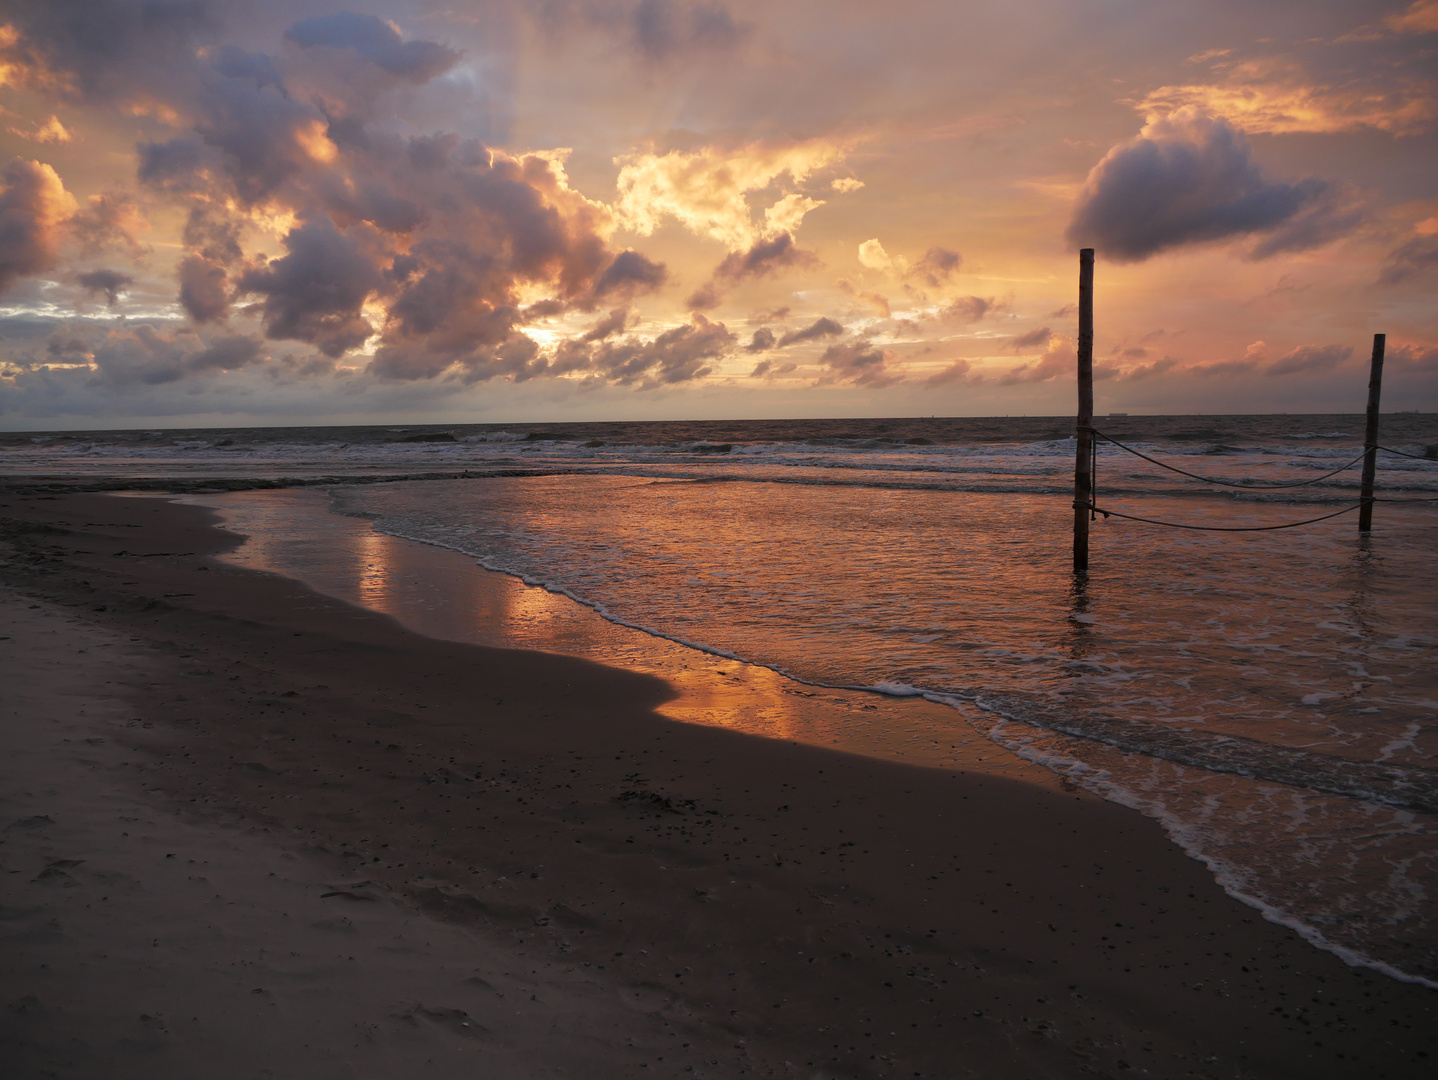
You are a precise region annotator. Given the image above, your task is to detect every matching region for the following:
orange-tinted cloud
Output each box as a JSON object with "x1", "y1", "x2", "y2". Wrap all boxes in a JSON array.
[
  {"x1": 1137, "y1": 59, "x2": 1438, "y2": 137},
  {"x1": 0, "y1": 156, "x2": 76, "y2": 295}
]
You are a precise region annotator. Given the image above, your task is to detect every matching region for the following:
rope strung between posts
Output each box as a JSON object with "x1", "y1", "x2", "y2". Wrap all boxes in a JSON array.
[
  {"x1": 1086, "y1": 428, "x2": 1368, "y2": 488},
  {"x1": 1376, "y1": 443, "x2": 1438, "y2": 461},
  {"x1": 1076, "y1": 500, "x2": 1366, "y2": 532}
]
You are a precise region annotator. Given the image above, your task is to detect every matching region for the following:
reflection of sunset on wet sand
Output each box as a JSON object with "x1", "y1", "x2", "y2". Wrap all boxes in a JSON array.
[{"x1": 189, "y1": 488, "x2": 1036, "y2": 779}]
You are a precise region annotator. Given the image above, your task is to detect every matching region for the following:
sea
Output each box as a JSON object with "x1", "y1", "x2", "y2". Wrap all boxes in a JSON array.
[{"x1": 4, "y1": 414, "x2": 1437, "y2": 986}]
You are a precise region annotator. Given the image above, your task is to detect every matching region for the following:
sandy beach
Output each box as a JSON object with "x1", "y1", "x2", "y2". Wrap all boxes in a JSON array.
[{"x1": 1, "y1": 491, "x2": 1434, "y2": 1079}]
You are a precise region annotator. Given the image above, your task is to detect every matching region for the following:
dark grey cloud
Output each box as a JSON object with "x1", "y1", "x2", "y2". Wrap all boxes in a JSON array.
[
  {"x1": 1264, "y1": 343, "x2": 1352, "y2": 376},
  {"x1": 0, "y1": 158, "x2": 72, "y2": 297},
  {"x1": 1388, "y1": 342, "x2": 1438, "y2": 372},
  {"x1": 749, "y1": 357, "x2": 795, "y2": 379},
  {"x1": 74, "y1": 269, "x2": 133, "y2": 306},
  {"x1": 924, "y1": 358, "x2": 971, "y2": 387},
  {"x1": 631, "y1": 0, "x2": 749, "y2": 60},
  {"x1": 1067, "y1": 110, "x2": 1360, "y2": 262},
  {"x1": 137, "y1": 137, "x2": 212, "y2": 193},
  {"x1": 818, "y1": 341, "x2": 901, "y2": 388},
  {"x1": 69, "y1": 192, "x2": 147, "y2": 258},
  {"x1": 178, "y1": 254, "x2": 231, "y2": 323},
  {"x1": 745, "y1": 327, "x2": 776, "y2": 352},
  {"x1": 907, "y1": 246, "x2": 961, "y2": 288},
  {"x1": 582, "y1": 307, "x2": 633, "y2": 342},
  {"x1": 284, "y1": 12, "x2": 459, "y2": 83},
  {"x1": 187, "y1": 333, "x2": 263, "y2": 372},
  {"x1": 1379, "y1": 234, "x2": 1438, "y2": 284},
  {"x1": 237, "y1": 219, "x2": 382, "y2": 356},
  {"x1": 997, "y1": 335, "x2": 1074, "y2": 385},
  {"x1": 688, "y1": 232, "x2": 817, "y2": 309},
  {"x1": 777, "y1": 316, "x2": 843, "y2": 347},
  {"x1": 0, "y1": 0, "x2": 218, "y2": 102},
  {"x1": 1117, "y1": 355, "x2": 1179, "y2": 382},
  {"x1": 591, "y1": 315, "x2": 735, "y2": 385},
  {"x1": 1010, "y1": 325, "x2": 1051, "y2": 349},
  {"x1": 938, "y1": 295, "x2": 998, "y2": 323},
  {"x1": 64, "y1": 323, "x2": 264, "y2": 387},
  {"x1": 594, "y1": 249, "x2": 668, "y2": 299},
  {"x1": 716, "y1": 232, "x2": 815, "y2": 280}
]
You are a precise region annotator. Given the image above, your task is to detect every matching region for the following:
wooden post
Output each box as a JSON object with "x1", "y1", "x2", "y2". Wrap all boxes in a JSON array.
[
  {"x1": 1073, "y1": 249, "x2": 1095, "y2": 573},
  {"x1": 1359, "y1": 333, "x2": 1386, "y2": 532}
]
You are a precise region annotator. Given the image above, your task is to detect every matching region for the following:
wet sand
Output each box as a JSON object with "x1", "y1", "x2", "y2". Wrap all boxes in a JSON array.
[{"x1": 1, "y1": 492, "x2": 1434, "y2": 1078}]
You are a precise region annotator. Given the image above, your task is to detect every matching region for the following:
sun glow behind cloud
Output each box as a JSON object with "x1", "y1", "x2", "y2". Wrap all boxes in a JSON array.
[{"x1": 0, "y1": 0, "x2": 1430, "y2": 425}]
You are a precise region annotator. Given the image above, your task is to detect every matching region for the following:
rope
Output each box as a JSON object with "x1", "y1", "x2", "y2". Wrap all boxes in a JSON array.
[
  {"x1": 1077, "y1": 500, "x2": 1365, "y2": 532},
  {"x1": 1087, "y1": 428, "x2": 1367, "y2": 489},
  {"x1": 1376, "y1": 444, "x2": 1438, "y2": 461}
]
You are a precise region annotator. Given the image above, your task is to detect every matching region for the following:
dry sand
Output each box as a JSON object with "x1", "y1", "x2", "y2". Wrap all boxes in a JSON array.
[{"x1": 0, "y1": 492, "x2": 1434, "y2": 1079}]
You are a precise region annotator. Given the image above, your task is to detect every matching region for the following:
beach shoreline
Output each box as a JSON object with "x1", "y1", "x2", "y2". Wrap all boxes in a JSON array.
[{"x1": 1, "y1": 491, "x2": 1434, "y2": 1078}]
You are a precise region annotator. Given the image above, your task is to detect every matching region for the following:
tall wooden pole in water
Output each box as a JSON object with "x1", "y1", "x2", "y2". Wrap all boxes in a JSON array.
[
  {"x1": 1073, "y1": 248, "x2": 1095, "y2": 573},
  {"x1": 1359, "y1": 333, "x2": 1386, "y2": 532}
]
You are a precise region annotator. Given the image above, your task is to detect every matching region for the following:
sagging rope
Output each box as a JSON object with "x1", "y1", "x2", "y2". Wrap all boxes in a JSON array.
[
  {"x1": 1376, "y1": 443, "x2": 1438, "y2": 461},
  {"x1": 1087, "y1": 428, "x2": 1369, "y2": 489},
  {"x1": 1077, "y1": 500, "x2": 1366, "y2": 532}
]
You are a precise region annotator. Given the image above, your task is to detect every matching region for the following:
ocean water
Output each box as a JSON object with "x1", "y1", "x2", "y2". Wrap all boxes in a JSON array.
[{"x1": 7, "y1": 415, "x2": 1438, "y2": 984}]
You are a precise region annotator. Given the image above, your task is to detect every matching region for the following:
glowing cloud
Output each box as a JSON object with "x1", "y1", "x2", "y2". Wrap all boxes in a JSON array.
[
  {"x1": 0, "y1": 156, "x2": 76, "y2": 295},
  {"x1": 1137, "y1": 59, "x2": 1438, "y2": 137},
  {"x1": 614, "y1": 139, "x2": 847, "y2": 250}
]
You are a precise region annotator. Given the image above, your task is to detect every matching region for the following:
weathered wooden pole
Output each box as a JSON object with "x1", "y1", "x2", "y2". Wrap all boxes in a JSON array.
[
  {"x1": 1358, "y1": 333, "x2": 1386, "y2": 532},
  {"x1": 1073, "y1": 248, "x2": 1095, "y2": 573}
]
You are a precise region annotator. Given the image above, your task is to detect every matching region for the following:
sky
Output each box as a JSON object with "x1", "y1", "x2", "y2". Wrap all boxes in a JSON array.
[{"x1": 0, "y1": 0, "x2": 1434, "y2": 429}]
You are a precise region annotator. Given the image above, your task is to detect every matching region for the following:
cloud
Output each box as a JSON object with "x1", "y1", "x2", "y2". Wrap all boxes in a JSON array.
[
  {"x1": 908, "y1": 246, "x2": 961, "y2": 287},
  {"x1": 593, "y1": 249, "x2": 668, "y2": 299},
  {"x1": 1264, "y1": 343, "x2": 1352, "y2": 377},
  {"x1": 688, "y1": 232, "x2": 817, "y2": 309},
  {"x1": 1386, "y1": 1, "x2": 1438, "y2": 35},
  {"x1": 817, "y1": 341, "x2": 902, "y2": 388},
  {"x1": 937, "y1": 295, "x2": 1000, "y2": 324},
  {"x1": 36, "y1": 322, "x2": 267, "y2": 389},
  {"x1": 69, "y1": 191, "x2": 148, "y2": 258},
  {"x1": 1067, "y1": 109, "x2": 1359, "y2": 262},
  {"x1": 74, "y1": 268, "x2": 132, "y2": 306},
  {"x1": 1136, "y1": 51, "x2": 1438, "y2": 137},
  {"x1": 237, "y1": 219, "x2": 382, "y2": 356},
  {"x1": 924, "y1": 358, "x2": 972, "y2": 386},
  {"x1": 745, "y1": 327, "x2": 776, "y2": 352},
  {"x1": 614, "y1": 139, "x2": 845, "y2": 250},
  {"x1": 1010, "y1": 325, "x2": 1052, "y2": 349},
  {"x1": 0, "y1": 0, "x2": 217, "y2": 102},
  {"x1": 590, "y1": 314, "x2": 734, "y2": 386},
  {"x1": 857, "y1": 238, "x2": 894, "y2": 271},
  {"x1": 1387, "y1": 341, "x2": 1438, "y2": 371},
  {"x1": 178, "y1": 254, "x2": 231, "y2": 323},
  {"x1": 777, "y1": 316, "x2": 843, "y2": 347},
  {"x1": 1116, "y1": 354, "x2": 1179, "y2": 382},
  {"x1": 581, "y1": 306, "x2": 633, "y2": 342},
  {"x1": 284, "y1": 13, "x2": 459, "y2": 83},
  {"x1": 998, "y1": 334, "x2": 1074, "y2": 384},
  {"x1": 630, "y1": 0, "x2": 749, "y2": 61},
  {"x1": 749, "y1": 357, "x2": 795, "y2": 379},
  {"x1": 1380, "y1": 233, "x2": 1438, "y2": 283},
  {"x1": 6, "y1": 113, "x2": 71, "y2": 143},
  {"x1": 0, "y1": 157, "x2": 76, "y2": 296}
]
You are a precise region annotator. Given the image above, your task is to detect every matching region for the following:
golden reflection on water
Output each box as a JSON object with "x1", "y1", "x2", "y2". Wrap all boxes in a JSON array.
[{"x1": 174, "y1": 489, "x2": 1051, "y2": 786}]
